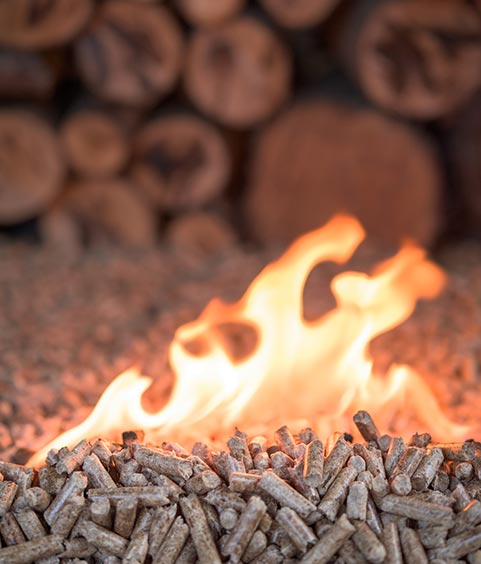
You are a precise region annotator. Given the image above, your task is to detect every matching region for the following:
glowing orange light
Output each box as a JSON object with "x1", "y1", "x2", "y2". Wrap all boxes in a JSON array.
[{"x1": 29, "y1": 214, "x2": 469, "y2": 466}]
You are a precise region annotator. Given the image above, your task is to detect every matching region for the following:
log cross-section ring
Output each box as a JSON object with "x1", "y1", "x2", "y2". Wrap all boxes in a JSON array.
[
  {"x1": 244, "y1": 100, "x2": 442, "y2": 248},
  {"x1": 0, "y1": 0, "x2": 94, "y2": 49},
  {"x1": 131, "y1": 114, "x2": 231, "y2": 212},
  {"x1": 344, "y1": 0, "x2": 481, "y2": 119},
  {"x1": 75, "y1": 1, "x2": 184, "y2": 108},
  {"x1": 185, "y1": 17, "x2": 292, "y2": 128},
  {"x1": 0, "y1": 110, "x2": 65, "y2": 225}
]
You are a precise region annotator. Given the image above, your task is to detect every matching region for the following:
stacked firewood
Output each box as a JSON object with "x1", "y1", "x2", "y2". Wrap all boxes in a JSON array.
[
  {"x1": 1, "y1": 412, "x2": 481, "y2": 562},
  {"x1": 2, "y1": 0, "x2": 481, "y2": 251}
]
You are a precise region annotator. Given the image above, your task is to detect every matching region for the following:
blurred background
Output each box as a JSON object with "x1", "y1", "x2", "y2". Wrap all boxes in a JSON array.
[
  {"x1": 2, "y1": 0, "x2": 481, "y2": 254},
  {"x1": 4, "y1": 0, "x2": 481, "y2": 461}
]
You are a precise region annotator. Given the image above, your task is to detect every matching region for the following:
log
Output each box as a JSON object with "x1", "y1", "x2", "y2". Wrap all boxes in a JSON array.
[
  {"x1": 259, "y1": 0, "x2": 341, "y2": 29},
  {"x1": 75, "y1": 0, "x2": 184, "y2": 107},
  {"x1": 174, "y1": 0, "x2": 246, "y2": 28},
  {"x1": 166, "y1": 211, "x2": 238, "y2": 260},
  {"x1": 0, "y1": 0, "x2": 93, "y2": 49},
  {"x1": 60, "y1": 110, "x2": 129, "y2": 178},
  {"x1": 131, "y1": 114, "x2": 231, "y2": 212},
  {"x1": 38, "y1": 206, "x2": 83, "y2": 256},
  {"x1": 450, "y1": 93, "x2": 481, "y2": 236},
  {"x1": 62, "y1": 178, "x2": 157, "y2": 248},
  {"x1": 0, "y1": 49, "x2": 55, "y2": 100},
  {"x1": 332, "y1": 0, "x2": 481, "y2": 119},
  {"x1": 0, "y1": 110, "x2": 64, "y2": 225},
  {"x1": 184, "y1": 17, "x2": 292, "y2": 128},
  {"x1": 244, "y1": 100, "x2": 442, "y2": 248}
]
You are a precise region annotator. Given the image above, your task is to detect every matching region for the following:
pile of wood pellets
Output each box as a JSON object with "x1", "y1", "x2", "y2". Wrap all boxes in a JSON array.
[{"x1": 1, "y1": 411, "x2": 481, "y2": 564}]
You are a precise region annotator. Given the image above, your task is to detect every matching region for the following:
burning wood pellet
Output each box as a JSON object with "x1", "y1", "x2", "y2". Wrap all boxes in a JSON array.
[
  {"x1": 378, "y1": 493, "x2": 455, "y2": 526},
  {"x1": 147, "y1": 504, "x2": 177, "y2": 558},
  {"x1": 383, "y1": 521, "x2": 403, "y2": 564},
  {"x1": 0, "y1": 481, "x2": 17, "y2": 517},
  {"x1": 50, "y1": 495, "x2": 85, "y2": 537},
  {"x1": 391, "y1": 473, "x2": 413, "y2": 496},
  {"x1": 179, "y1": 493, "x2": 221, "y2": 564},
  {"x1": 318, "y1": 466, "x2": 358, "y2": 521},
  {"x1": 411, "y1": 447, "x2": 444, "y2": 492},
  {"x1": 56, "y1": 440, "x2": 91, "y2": 475},
  {"x1": 353, "y1": 410, "x2": 380, "y2": 444},
  {"x1": 275, "y1": 425, "x2": 300, "y2": 460},
  {"x1": 351, "y1": 520, "x2": 386, "y2": 563},
  {"x1": 23, "y1": 487, "x2": 51, "y2": 512},
  {"x1": 185, "y1": 469, "x2": 221, "y2": 495},
  {"x1": 135, "y1": 448, "x2": 193, "y2": 481},
  {"x1": 0, "y1": 533, "x2": 64, "y2": 564},
  {"x1": 83, "y1": 453, "x2": 117, "y2": 489},
  {"x1": 259, "y1": 471, "x2": 316, "y2": 519},
  {"x1": 113, "y1": 496, "x2": 137, "y2": 538},
  {"x1": 229, "y1": 471, "x2": 260, "y2": 493},
  {"x1": 228, "y1": 434, "x2": 254, "y2": 471},
  {"x1": 3, "y1": 411, "x2": 481, "y2": 562},
  {"x1": 391, "y1": 446, "x2": 425, "y2": 480},
  {"x1": 243, "y1": 529, "x2": 268, "y2": 561},
  {"x1": 399, "y1": 526, "x2": 428, "y2": 564},
  {"x1": 301, "y1": 513, "x2": 355, "y2": 564},
  {"x1": 152, "y1": 515, "x2": 189, "y2": 564},
  {"x1": 346, "y1": 480, "x2": 368, "y2": 521},
  {"x1": 222, "y1": 495, "x2": 266, "y2": 564},
  {"x1": 13, "y1": 508, "x2": 47, "y2": 540},
  {"x1": 90, "y1": 497, "x2": 113, "y2": 529},
  {"x1": 303, "y1": 439, "x2": 324, "y2": 487},
  {"x1": 318, "y1": 435, "x2": 352, "y2": 494},
  {"x1": 276, "y1": 506, "x2": 317, "y2": 552},
  {"x1": 77, "y1": 520, "x2": 128, "y2": 557}
]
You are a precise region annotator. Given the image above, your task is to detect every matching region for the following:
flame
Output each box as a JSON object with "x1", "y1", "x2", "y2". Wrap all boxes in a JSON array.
[{"x1": 29, "y1": 215, "x2": 469, "y2": 466}]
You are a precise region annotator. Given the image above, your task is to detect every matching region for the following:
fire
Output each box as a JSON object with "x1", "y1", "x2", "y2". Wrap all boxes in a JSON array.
[{"x1": 29, "y1": 215, "x2": 469, "y2": 466}]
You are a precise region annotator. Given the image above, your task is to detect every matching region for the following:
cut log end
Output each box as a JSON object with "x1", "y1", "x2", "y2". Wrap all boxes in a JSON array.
[
  {"x1": 131, "y1": 114, "x2": 231, "y2": 212},
  {"x1": 244, "y1": 100, "x2": 442, "y2": 248},
  {"x1": 174, "y1": 0, "x2": 246, "y2": 28},
  {"x1": 63, "y1": 178, "x2": 157, "y2": 248},
  {"x1": 60, "y1": 110, "x2": 129, "y2": 178},
  {"x1": 339, "y1": 0, "x2": 481, "y2": 119},
  {"x1": 38, "y1": 207, "x2": 83, "y2": 256},
  {"x1": 0, "y1": 110, "x2": 64, "y2": 225},
  {"x1": 259, "y1": 0, "x2": 341, "y2": 29},
  {"x1": 75, "y1": 1, "x2": 184, "y2": 107},
  {"x1": 0, "y1": 0, "x2": 93, "y2": 49},
  {"x1": 166, "y1": 211, "x2": 238, "y2": 260},
  {"x1": 185, "y1": 17, "x2": 292, "y2": 128}
]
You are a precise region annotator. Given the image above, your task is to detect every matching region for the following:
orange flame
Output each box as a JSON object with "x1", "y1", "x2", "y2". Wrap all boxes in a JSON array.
[{"x1": 29, "y1": 215, "x2": 469, "y2": 466}]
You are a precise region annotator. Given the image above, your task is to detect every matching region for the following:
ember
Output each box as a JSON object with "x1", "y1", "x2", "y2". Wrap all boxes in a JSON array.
[{"x1": 1, "y1": 412, "x2": 481, "y2": 563}]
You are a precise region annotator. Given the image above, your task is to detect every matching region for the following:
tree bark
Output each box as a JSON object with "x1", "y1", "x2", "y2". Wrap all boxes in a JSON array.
[
  {"x1": 75, "y1": 0, "x2": 184, "y2": 107},
  {"x1": 0, "y1": 110, "x2": 64, "y2": 225},
  {"x1": 184, "y1": 17, "x2": 292, "y2": 128},
  {"x1": 131, "y1": 114, "x2": 231, "y2": 212},
  {"x1": 174, "y1": 0, "x2": 246, "y2": 28},
  {"x1": 331, "y1": 0, "x2": 481, "y2": 119},
  {"x1": 60, "y1": 110, "x2": 129, "y2": 178},
  {"x1": 0, "y1": 0, "x2": 93, "y2": 49},
  {"x1": 259, "y1": 0, "x2": 341, "y2": 29},
  {"x1": 244, "y1": 99, "x2": 443, "y2": 248}
]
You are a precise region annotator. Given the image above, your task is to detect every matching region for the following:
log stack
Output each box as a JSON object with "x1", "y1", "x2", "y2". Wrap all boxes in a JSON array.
[{"x1": 1, "y1": 0, "x2": 481, "y2": 252}]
